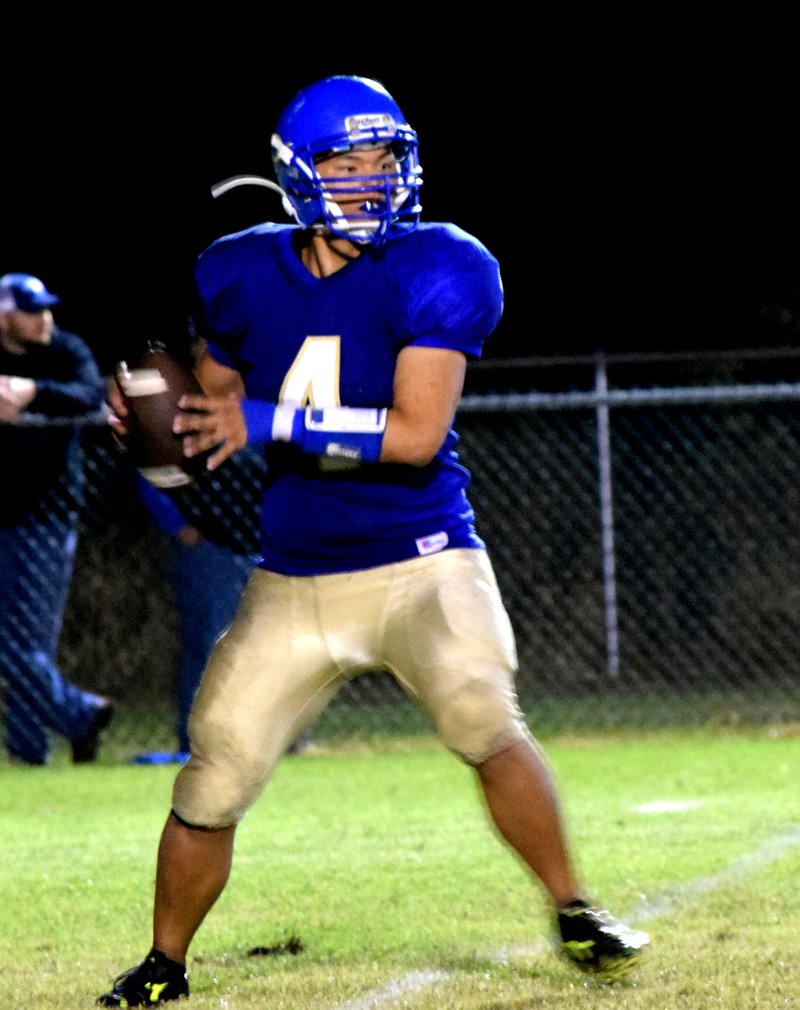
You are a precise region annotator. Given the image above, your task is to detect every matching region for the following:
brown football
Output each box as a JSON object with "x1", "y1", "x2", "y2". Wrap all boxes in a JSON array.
[{"x1": 116, "y1": 344, "x2": 209, "y2": 489}]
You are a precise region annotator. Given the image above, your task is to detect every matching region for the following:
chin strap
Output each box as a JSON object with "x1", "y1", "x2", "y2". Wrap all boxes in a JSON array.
[{"x1": 211, "y1": 175, "x2": 297, "y2": 221}]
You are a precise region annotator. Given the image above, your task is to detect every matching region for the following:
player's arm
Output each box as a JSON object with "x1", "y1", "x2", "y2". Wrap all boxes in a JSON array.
[
  {"x1": 381, "y1": 346, "x2": 466, "y2": 465},
  {"x1": 192, "y1": 341, "x2": 246, "y2": 399},
  {"x1": 177, "y1": 345, "x2": 466, "y2": 470}
]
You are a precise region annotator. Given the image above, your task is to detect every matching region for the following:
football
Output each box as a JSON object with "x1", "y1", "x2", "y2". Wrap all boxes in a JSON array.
[{"x1": 116, "y1": 344, "x2": 209, "y2": 490}]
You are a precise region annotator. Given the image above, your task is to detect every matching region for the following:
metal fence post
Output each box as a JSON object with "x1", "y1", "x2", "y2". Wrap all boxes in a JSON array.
[{"x1": 595, "y1": 351, "x2": 620, "y2": 678}]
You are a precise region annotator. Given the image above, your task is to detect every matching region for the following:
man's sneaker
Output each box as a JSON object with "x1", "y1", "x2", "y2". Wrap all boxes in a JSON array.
[
  {"x1": 72, "y1": 699, "x2": 115, "y2": 764},
  {"x1": 96, "y1": 948, "x2": 189, "y2": 1007},
  {"x1": 557, "y1": 899, "x2": 649, "y2": 981}
]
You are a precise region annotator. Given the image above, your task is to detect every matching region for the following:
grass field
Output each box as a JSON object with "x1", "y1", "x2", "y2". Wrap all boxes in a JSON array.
[{"x1": 2, "y1": 725, "x2": 799, "y2": 1009}]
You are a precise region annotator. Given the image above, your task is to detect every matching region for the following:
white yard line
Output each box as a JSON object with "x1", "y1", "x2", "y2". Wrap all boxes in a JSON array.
[
  {"x1": 633, "y1": 799, "x2": 706, "y2": 813},
  {"x1": 335, "y1": 970, "x2": 449, "y2": 1010},
  {"x1": 329, "y1": 826, "x2": 800, "y2": 1010},
  {"x1": 634, "y1": 824, "x2": 800, "y2": 923}
]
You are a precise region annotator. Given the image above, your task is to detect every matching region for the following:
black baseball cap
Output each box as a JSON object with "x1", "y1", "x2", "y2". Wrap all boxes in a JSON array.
[{"x1": 0, "y1": 273, "x2": 60, "y2": 313}]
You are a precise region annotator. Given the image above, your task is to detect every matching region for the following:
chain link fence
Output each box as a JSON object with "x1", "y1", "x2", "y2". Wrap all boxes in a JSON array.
[{"x1": 4, "y1": 350, "x2": 800, "y2": 761}]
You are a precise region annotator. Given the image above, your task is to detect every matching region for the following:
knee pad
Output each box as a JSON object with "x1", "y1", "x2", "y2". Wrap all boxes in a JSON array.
[
  {"x1": 435, "y1": 676, "x2": 528, "y2": 766},
  {"x1": 172, "y1": 717, "x2": 275, "y2": 828},
  {"x1": 172, "y1": 751, "x2": 267, "y2": 828}
]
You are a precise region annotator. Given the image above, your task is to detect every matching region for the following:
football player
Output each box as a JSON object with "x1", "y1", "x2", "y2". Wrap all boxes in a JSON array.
[{"x1": 99, "y1": 75, "x2": 648, "y2": 1006}]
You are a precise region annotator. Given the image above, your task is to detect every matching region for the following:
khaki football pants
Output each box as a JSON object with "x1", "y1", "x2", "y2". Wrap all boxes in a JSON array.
[{"x1": 173, "y1": 547, "x2": 531, "y2": 827}]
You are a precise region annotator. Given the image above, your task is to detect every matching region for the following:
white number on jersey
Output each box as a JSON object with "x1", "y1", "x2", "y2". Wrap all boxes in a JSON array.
[{"x1": 279, "y1": 336, "x2": 341, "y2": 407}]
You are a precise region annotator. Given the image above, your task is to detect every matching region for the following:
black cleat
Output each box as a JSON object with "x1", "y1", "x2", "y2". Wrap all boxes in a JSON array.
[
  {"x1": 72, "y1": 699, "x2": 115, "y2": 764},
  {"x1": 557, "y1": 899, "x2": 649, "y2": 981},
  {"x1": 96, "y1": 948, "x2": 189, "y2": 1007}
]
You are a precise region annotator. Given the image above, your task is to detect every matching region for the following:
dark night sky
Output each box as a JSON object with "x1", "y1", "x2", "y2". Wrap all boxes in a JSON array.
[{"x1": 4, "y1": 29, "x2": 799, "y2": 375}]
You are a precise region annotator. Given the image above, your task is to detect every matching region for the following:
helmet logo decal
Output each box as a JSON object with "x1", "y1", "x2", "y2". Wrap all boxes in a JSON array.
[{"x1": 345, "y1": 113, "x2": 396, "y2": 139}]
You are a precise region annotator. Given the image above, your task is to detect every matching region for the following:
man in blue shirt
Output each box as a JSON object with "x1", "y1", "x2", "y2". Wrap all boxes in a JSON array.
[
  {"x1": 0, "y1": 273, "x2": 113, "y2": 765},
  {"x1": 99, "y1": 76, "x2": 648, "y2": 1006},
  {"x1": 131, "y1": 474, "x2": 257, "y2": 764}
]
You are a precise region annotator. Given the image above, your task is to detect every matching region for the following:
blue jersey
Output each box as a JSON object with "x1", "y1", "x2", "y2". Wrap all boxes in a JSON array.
[{"x1": 194, "y1": 221, "x2": 503, "y2": 575}]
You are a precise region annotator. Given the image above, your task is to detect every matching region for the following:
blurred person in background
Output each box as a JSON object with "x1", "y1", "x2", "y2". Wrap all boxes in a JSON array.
[
  {"x1": 130, "y1": 473, "x2": 257, "y2": 765},
  {"x1": 0, "y1": 272, "x2": 114, "y2": 765}
]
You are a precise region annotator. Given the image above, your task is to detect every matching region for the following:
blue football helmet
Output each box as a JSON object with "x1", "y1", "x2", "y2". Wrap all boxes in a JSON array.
[{"x1": 270, "y1": 75, "x2": 423, "y2": 247}]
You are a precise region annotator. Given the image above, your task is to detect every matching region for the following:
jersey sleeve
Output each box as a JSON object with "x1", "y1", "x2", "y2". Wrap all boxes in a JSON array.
[
  {"x1": 193, "y1": 224, "x2": 282, "y2": 371},
  {"x1": 193, "y1": 235, "x2": 245, "y2": 371},
  {"x1": 394, "y1": 224, "x2": 504, "y2": 359}
]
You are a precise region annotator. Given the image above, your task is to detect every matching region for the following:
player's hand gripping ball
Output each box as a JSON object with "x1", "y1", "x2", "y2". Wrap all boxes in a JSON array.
[{"x1": 115, "y1": 344, "x2": 209, "y2": 490}]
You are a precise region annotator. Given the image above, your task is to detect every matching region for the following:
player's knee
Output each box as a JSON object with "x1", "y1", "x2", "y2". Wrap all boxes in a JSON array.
[
  {"x1": 172, "y1": 753, "x2": 266, "y2": 827},
  {"x1": 435, "y1": 678, "x2": 527, "y2": 766},
  {"x1": 172, "y1": 721, "x2": 272, "y2": 827}
]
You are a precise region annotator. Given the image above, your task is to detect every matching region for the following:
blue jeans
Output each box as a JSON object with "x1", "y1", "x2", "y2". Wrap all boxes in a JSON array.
[
  {"x1": 166, "y1": 538, "x2": 255, "y2": 752},
  {"x1": 0, "y1": 513, "x2": 104, "y2": 764}
]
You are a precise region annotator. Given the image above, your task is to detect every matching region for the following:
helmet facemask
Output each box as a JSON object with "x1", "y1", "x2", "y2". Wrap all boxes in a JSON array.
[
  {"x1": 213, "y1": 77, "x2": 424, "y2": 249},
  {"x1": 317, "y1": 142, "x2": 420, "y2": 244},
  {"x1": 272, "y1": 113, "x2": 422, "y2": 248}
]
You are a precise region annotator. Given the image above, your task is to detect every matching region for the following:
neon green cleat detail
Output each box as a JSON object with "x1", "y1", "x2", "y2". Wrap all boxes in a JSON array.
[
  {"x1": 96, "y1": 949, "x2": 189, "y2": 1007},
  {"x1": 557, "y1": 900, "x2": 649, "y2": 982}
]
